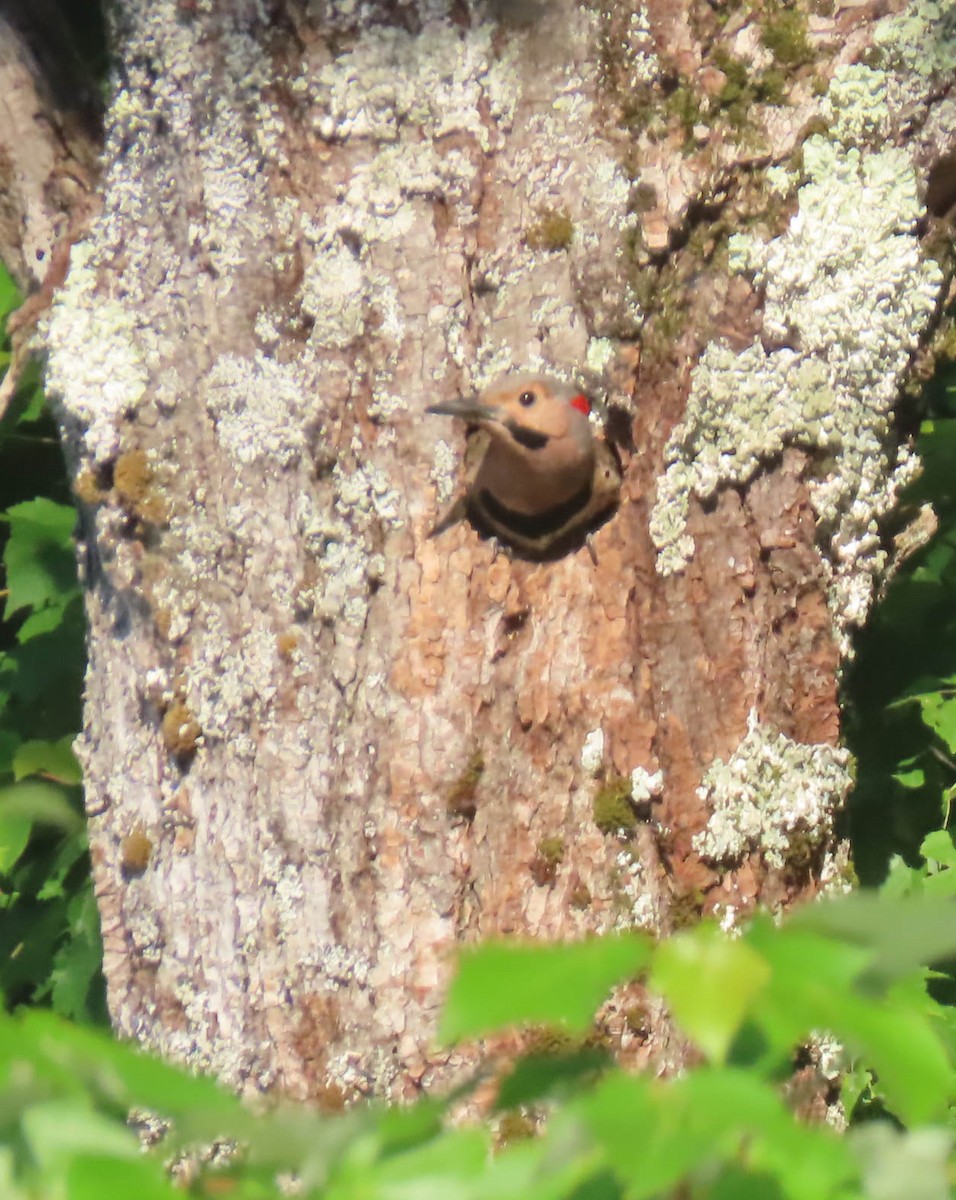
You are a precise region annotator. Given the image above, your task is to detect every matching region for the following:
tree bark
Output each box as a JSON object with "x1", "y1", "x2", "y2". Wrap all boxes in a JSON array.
[{"x1": 8, "y1": 0, "x2": 953, "y2": 1101}]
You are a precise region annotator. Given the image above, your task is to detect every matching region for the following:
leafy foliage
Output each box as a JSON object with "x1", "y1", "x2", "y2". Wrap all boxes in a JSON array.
[
  {"x1": 442, "y1": 934, "x2": 651, "y2": 1040},
  {"x1": 3, "y1": 896, "x2": 956, "y2": 1197},
  {"x1": 0, "y1": 263, "x2": 104, "y2": 1023},
  {"x1": 845, "y1": 354, "x2": 956, "y2": 882}
]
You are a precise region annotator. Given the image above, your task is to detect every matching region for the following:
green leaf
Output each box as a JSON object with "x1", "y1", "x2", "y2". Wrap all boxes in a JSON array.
[
  {"x1": 828, "y1": 990, "x2": 952, "y2": 1124},
  {"x1": 570, "y1": 1068, "x2": 853, "y2": 1200},
  {"x1": 650, "y1": 923, "x2": 770, "y2": 1063},
  {"x1": 440, "y1": 935, "x2": 650, "y2": 1043},
  {"x1": 892, "y1": 766, "x2": 925, "y2": 790},
  {"x1": 879, "y1": 854, "x2": 926, "y2": 899},
  {"x1": 0, "y1": 262, "x2": 19, "y2": 327},
  {"x1": 920, "y1": 830, "x2": 956, "y2": 868},
  {"x1": 753, "y1": 904, "x2": 953, "y2": 1123},
  {"x1": 0, "y1": 814, "x2": 31, "y2": 872},
  {"x1": 0, "y1": 1147, "x2": 26, "y2": 1200},
  {"x1": 566, "y1": 1070, "x2": 806, "y2": 1200},
  {"x1": 37, "y1": 830, "x2": 90, "y2": 901},
  {"x1": 744, "y1": 922, "x2": 870, "y2": 1055},
  {"x1": 245, "y1": 1103, "x2": 366, "y2": 1184},
  {"x1": 13, "y1": 737, "x2": 82, "y2": 785},
  {"x1": 790, "y1": 893, "x2": 956, "y2": 986},
  {"x1": 0, "y1": 730, "x2": 19, "y2": 776},
  {"x1": 707, "y1": 1167, "x2": 787, "y2": 1200},
  {"x1": 373, "y1": 1098, "x2": 446, "y2": 1155},
  {"x1": 0, "y1": 898, "x2": 69, "y2": 1001},
  {"x1": 0, "y1": 1009, "x2": 248, "y2": 1148},
  {"x1": 50, "y1": 887, "x2": 103, "y2": 1023},
  {"x1": 0, "y1": 780, "x2": 82, "y2": 834},
  {"x1": 12, "y1": 360, "x2": 46, "y2": 426},
  {"x1": 496, "y1": 1047, "x2": 611, "y2": 1111},
  {"x1": 916, "y1": 692, "x2": 956, "y2": 753},
  {"x1": 841, "y1": 1061, "x2": 875, "y2": 1120},
  {"x1": 3, "y1": 497, "x2": 77, "y2": 620},
  {"x1": 3, "y1": 596, "x2": 85, "y2": 733},
  {"x1": 22, "y1": 1100, "x2": 140, "y2": 1168},
  {"x1": 359, "y1": 1128, "x2": 489, "y2": 1199},
  {"x1": 884, "y1": 676, "x2": 952, "y2": 710},
  {"x1": 920, "y1": 827, "x2": 956, "y2": 895},
  {"x1": 21, "y1": 1099, "x2": 136, "y2": 1161},
  {"x1": 67, "y1": 1155, "x2": 181, "y2": 1200},
  {"x1": 921, "y1": 869, "x2": 956, "y2": 898},
  {"x1": 480, "y1": 1139, "x2": 609, "y2": 1200},
  {"x1": 16, "y1": 604, "x2": 73, "y2": 643}
]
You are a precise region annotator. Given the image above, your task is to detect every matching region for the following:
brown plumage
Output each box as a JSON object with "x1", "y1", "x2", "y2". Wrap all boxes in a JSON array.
[{"x1": 427, "y1": 374, "x2": 621, "y2": 560}]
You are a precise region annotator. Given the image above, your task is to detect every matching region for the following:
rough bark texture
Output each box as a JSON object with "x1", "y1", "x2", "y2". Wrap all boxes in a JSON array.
[{"x1": 6, "y1": 0, "x2": 953, "y2": 1102}]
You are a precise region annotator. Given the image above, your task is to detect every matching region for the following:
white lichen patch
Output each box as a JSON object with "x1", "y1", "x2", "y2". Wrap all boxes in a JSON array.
[
  {"x1": 306, "y1": 18, "x2": 516, "y2": 148},
  {"x1": 591, "y1": 843, "x2": 658, "y2": 936},
  {"x1": 820, "y1": 64, "x2": 891, "y2": 144},
  {"x1": 198, "y1": 98, "x2": 271, "y2": 282},
  {"x1": 820, "y1": 840, "x2": 854, "y2": 896},
  {"x1": 512, "y1": 91, "x2": 634, "y2": 245},
  {"x1": 334, "y1": 457, "x2": 403, "y2": 531},
  {"x1": 260, "y1": 849, "x2": 308, "y2": 940},
  {"x1": 586, "y1": 337, "x2": 618, "y2": 376},
  {"x1": 764, "y1": 165, "x2": 795, "y2": 198},
  {"x1": 874, "y1": 0, "x2": 956, "y2": 97},
  {"x1": 494, "y1": 118, "x2": 636, "y2": 321},
  {"x1": 301, "y1": 240, "x2": 369, "y2": 350},
  {"x1": 811, "y1": 1031, "x2": 845, "y2": 1082},
  {"x1": 44, "y1": 243, "x2": 149, "y2": 463},
  {"x1": 715, "y1": 903, "x2": 739, "y2": 934},
  {"x1": 650, "y1": 18, "x2": 947, "y2": 645},
  {"x1": 612, "y1": 847, "x2": 656, "y2": 932},
  {"x1": 206, "y1": 352, "x2": 308, "y2": 467},
  {"x1": 630, "y1": 766, "x2": 663, "y2": 803},
  {"x1": 252, "y1": 307, "x2": 285, "y2": 351},
  {"x1": 430, "y1": 439, "x2": 459, "y2": 506},
  {"x1": 298, "y1": 507, "x2": 370, "y2": 627},
  {"x1": 291, "y1": 11, "x2": 516, "y2": 421},
  {"x1": 462, "y1": 4, "x2": 643, "y2": 382},
  {"x1": 292, "y1": 4, "x2": 642, "y2": 407},
  {"x1": 581, "y1": 728, "x2": 605, "y2": 774},
  {"x1": 45, "y1": 0, "x2": 281, "y2": 458},
  {"x1": 693, "y1": 711, "x2": 853, "y2": 870},
  {"x1": 184, "y1": 606, "x2": 281, "y2": 754}
]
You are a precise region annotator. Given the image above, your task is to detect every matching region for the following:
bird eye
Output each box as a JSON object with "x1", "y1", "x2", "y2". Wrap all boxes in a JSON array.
[{"x1": 518, "y1": 390, "x2": 536, "y2": 407}]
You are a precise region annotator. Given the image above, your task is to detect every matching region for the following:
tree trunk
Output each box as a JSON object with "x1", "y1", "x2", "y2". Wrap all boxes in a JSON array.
[{"x1": 8, "y1": 0, "x2": 954, "y2": 1102}]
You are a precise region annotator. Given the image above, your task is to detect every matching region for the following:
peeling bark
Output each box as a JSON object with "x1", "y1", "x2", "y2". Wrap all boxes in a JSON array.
[{"x1": 9, "y1": 0, "x2": 953, "y2": 1101}]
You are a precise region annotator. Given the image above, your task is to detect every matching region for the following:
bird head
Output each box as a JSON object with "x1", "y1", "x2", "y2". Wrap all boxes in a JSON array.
[
  {"x1": 427, "y1": 374, "x2": 599, "y2": 518},
  {"x1": 426, "y1": 374, "x2": 594, "y2": 456}
]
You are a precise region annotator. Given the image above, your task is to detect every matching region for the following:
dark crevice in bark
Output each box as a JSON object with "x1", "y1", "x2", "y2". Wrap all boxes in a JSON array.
[{"x1": 0, "y1": 0, "x2": 108, "y2": 136}]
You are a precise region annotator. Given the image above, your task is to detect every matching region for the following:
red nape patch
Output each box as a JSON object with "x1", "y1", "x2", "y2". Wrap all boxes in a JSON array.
[{"x1": 570, "y1": 393, "x2": 591, "y2": 416}]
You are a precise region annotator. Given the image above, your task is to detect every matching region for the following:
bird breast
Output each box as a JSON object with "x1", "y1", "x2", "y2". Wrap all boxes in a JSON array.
[{"x1": 473, "y1": 434, "x2": 595, "y2": 516}]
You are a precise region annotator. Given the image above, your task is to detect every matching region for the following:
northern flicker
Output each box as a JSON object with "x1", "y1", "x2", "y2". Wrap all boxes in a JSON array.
[{"x1": 427, "y1": 374, "x2": 621, "y2": 559}]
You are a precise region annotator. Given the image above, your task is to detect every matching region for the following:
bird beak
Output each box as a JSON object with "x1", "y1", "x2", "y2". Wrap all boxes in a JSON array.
[{"x1": 426, "y1": 396, "x2": 500, "y2": 423}]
